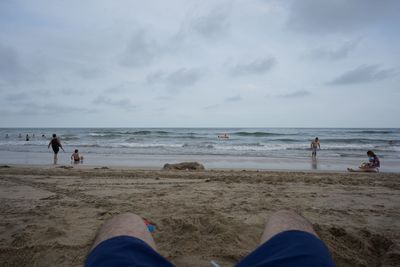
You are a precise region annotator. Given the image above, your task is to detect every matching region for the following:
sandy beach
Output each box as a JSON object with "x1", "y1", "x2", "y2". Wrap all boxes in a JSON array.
[{"x1": 0, "y1": 165, "x2": 399, "y2": 267}]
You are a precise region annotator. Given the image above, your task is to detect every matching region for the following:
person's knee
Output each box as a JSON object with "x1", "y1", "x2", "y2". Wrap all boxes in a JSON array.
[
  {"x1": 270, "y1": 209, "x2": 299, "y2": 218},
  {"x1": 100, "y1": 213, "x2": 147, "y2": 235},
  {"x1": 109, "y1": 213, "x2": 142, "y2": 223},
  {"x1": 91, "y1": 212, "x2": 156, "y2": 251},
  {"x1": 261, "y1": 210, "x2": 318, "y2": 245}
]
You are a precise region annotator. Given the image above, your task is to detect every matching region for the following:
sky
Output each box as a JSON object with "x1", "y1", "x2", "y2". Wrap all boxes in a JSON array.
[{"x1": 0, "y1": 0, "x2": 399, "y2": 128}]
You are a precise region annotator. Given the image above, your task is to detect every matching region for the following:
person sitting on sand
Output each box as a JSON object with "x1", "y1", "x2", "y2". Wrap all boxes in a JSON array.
[
  {"x1": 71, "y1": 149, "x2": 84, "y2": 163},
  {"x1": 348, "y1": 150, "x2": 380, "y2": 173},
  {"x1": 310, "y1": 137, "x2": 320, "y2": 158},
  {"x1": 48, "y1": 134, "x2": 64, "y2": 165},
  {"x1": 85, "y1": 210, "x2": 335, "y2": 267}
]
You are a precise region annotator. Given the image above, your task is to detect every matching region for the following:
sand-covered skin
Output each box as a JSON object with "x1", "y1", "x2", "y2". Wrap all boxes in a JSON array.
[{"x1": 0, "y1": 166, "x2": 399, "y2": 267}]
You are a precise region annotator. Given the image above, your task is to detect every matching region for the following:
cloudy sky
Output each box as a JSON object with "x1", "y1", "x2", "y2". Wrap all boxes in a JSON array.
[{"x1": 1, "y1": 0, "x2": 399, "y2": 127}]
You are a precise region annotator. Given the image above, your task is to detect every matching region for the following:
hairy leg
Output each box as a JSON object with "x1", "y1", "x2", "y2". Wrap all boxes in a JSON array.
[
  {"x1": 90, "y1": 213, "x2": 156, "y2": 252},
  {"x1": 260, "y1": 210, "x2": 318, "y2": 245}
]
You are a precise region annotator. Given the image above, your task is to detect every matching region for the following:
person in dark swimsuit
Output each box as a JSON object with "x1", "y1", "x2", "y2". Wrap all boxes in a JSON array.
[{"x1": 48, "y1": 134, "x2": 64, "y2": 164}]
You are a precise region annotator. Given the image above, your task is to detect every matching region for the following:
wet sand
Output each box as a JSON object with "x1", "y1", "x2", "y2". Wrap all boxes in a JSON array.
[
  {"x1": 0, "y1": 165, "x2": 399, "y2": 266},
  {"x1": 3, "y1": 151, "x2": 400, "y2": 173}
]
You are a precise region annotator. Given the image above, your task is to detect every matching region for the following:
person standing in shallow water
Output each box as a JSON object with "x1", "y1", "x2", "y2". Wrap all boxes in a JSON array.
[
  {"x1": 310, "y1": 137, "x2": 320, "y2": 158},
  {"x1": 48, "y1": 134, "x2": 64, "y2": 164}
]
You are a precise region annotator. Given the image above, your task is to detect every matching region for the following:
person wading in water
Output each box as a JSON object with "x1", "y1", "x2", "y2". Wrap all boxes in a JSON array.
[{"x1": 48, "y1": 134, "x2": 65, "y2": 164}]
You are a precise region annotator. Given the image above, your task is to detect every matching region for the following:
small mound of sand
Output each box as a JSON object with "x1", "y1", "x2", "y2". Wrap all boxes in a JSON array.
[{"x1": 163, "y1": 162, "x2": 205, "y2": 171}]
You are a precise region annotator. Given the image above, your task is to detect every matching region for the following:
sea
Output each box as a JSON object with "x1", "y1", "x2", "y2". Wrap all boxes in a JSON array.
[{"x1": 0, "y1": 128, "x2": 399, "y2": 172}]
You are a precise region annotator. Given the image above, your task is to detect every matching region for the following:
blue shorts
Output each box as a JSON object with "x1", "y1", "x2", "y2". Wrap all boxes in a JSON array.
[{"x1": 85, "y1": 230, "x2": 335, "y2": 267}]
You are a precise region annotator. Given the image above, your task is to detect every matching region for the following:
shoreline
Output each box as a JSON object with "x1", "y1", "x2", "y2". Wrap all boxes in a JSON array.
[
  {"x1": 0, "y1": 163, "x2": 392, "y2": 174},
  {"x1": 1, "y1": 151, "x2": 400, "y2": 173}
]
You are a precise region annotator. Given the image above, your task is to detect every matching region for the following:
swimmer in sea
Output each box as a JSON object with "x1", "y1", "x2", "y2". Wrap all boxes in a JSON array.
[
  {"x1": 218, "y1": 133, "x2": 229, "y2": 139},
  {"x1": 310, "y1": 137, "x2": 320, "y2": 158},
  {"x1": 71, "y1": 149, "x2": 84, "y2": 163}
]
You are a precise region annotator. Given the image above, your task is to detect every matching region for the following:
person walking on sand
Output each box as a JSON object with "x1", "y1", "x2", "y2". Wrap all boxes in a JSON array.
[
  {"x1": 310, "y1": 137, "x2": 320, "y2": 158},
  {"x1": 48, "y1": 134, "x2": 64, "y2": 164}
]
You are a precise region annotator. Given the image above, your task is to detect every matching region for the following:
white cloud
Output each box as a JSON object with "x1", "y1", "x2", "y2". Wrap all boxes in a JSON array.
[
  {"x1": 230, "y1": 57, "x2": 276, "y2": 76},
  {"x1": 279, "y1": 90, "x2": 311, "y2": 98},
  {"x1": 147, "y1": 68, "x2": 204, "y2": 90},
  {"x1": 328, "y1": 65, "x2": 398, "y2": 85},
  {"x1": 307, "y1": 38, "x2": 362, "y2": 60},
  {"x1": 93, "y1": 96, "x2": 136, "y2": 111},
  {"x1": 120, "y1": 30, "x2": 159, "y2": 68},
  {"x1": 287, "y1": 0, "x2": 400, "y2": 34},
  {"x1": 225, "y1": 95, "x2": 242, "y2": 102}
]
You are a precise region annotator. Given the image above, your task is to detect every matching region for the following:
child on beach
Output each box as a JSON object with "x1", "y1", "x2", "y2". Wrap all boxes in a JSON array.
[
  {"x1": 71, "y1": 149, "x2": 84, "y2": 163},
  {"x1": 310, "y1": 137, "x2": 320, "y2": 157},
  {"x1": 348, "y1": 150, "x2": 380, "y2": 172}
]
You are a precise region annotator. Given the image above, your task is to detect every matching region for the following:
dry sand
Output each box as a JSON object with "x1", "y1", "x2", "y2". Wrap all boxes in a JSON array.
[{"x1": 0, "y1": 165, "x2": 399, "y2": 267}]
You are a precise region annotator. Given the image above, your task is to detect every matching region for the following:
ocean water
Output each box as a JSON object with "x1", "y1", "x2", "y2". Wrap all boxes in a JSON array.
[{"x1": 0, "y1": 128, "x2": 399, "y2": 170}]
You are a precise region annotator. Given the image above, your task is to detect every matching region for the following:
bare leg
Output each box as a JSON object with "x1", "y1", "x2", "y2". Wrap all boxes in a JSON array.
[
  {"x1": 260, "y1": 210, "x2": 318, "y2": 245},
  {"x1": 53, "y1": 153, "x2": 58, "y2": 165},
  {"x1": 90, "y1": 213, "x2": 156, "y2": 252}
]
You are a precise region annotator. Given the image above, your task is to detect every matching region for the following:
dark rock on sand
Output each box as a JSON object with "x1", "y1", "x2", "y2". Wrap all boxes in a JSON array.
[{"x1": 163, "y1": 162, "x2": 205, "y2": 171}]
